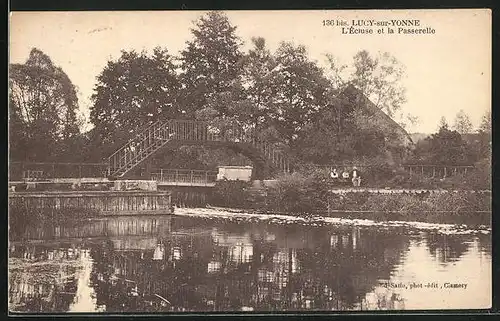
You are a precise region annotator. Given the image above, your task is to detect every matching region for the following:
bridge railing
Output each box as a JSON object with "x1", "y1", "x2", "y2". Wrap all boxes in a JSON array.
[
  {"x1": 9, "y1": 161, "x2": 108, "y2": 181},
  {"x1": 151, "y1": 169, "x2": 218, "y2": 185}
]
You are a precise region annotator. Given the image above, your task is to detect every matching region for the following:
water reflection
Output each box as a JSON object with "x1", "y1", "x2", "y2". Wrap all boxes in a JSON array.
[
  {"x1": 426, "y1": 233, "x2": 471, "y2": 264},
  {"x1": 9, "y1": 215, "x2": 491, "y2": 312}
]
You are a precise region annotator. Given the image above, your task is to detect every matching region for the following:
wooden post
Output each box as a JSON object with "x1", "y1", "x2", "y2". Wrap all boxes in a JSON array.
[
  {"x1": 190, "y1": 170, "x2": 194, "y2": 185},
  {"x1": 205, "y1": 171, "x2": 208, "y2": 184},
  {"x1": 432, "y1": 166, "x2": 436, "y2": 178},
  {"x1": 160, "y1": 169, "x2": 164, "y2": 181},
  {"x1": 175, "y1": 170, "x2": 179, "y2": 183},
  {"x1": 421, "y1": 166, "x2": 424, "y2": 176},
  {"x1": 444, "y1": 167, "x2": 447, "y2": 178},
  {"x1": 409, "y1": 166, "x2": 412, "y2": 176}
]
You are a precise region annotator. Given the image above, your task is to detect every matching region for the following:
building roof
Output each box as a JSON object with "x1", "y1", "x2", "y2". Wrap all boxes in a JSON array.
[{"x1": 339, "y1": 84, "x2": 413, "y2": 145}]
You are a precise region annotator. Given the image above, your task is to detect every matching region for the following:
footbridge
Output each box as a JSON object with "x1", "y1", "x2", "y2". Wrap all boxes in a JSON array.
[{"x1": 107, "y1": 119, "x2": 291, "y2": 180}]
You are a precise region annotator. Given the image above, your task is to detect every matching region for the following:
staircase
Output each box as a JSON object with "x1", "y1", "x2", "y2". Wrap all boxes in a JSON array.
[
  {"x1": 108, "y1": 120, "x2": 176, "y2": 177},
  {"x1": 107, "y1": 119, "x2": 291, "y2": 179}
]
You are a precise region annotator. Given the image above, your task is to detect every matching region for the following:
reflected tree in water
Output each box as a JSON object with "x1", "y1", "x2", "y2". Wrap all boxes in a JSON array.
[
  {"x1": 9, "y1": 245, "x2": 80, "y2": 313},
  {"x1": 9, "y1": 215, "x2": 491, "y2": 312},
  {"x1": 425, "y1": 233, "x2": 471, "y2": 264}
]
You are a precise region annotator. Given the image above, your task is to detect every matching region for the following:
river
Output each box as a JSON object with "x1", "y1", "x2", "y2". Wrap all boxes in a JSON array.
[{"x1": 8, "y1": 212, "x2": 491, "y2": 312}]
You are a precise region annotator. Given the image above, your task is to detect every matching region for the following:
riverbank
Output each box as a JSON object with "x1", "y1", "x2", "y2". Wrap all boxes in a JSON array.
[
  {"x1": 174, "y1": 207, "x2": 491, "y2": 235},
  {"x1": 326, "y1": 191, "x2": 490, "y2": 226},
  {"x1": 210, "y1": 179, "x2": 491, "y2": 226}
]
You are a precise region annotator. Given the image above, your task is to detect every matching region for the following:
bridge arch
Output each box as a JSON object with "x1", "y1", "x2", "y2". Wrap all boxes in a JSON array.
[{"x1": 150, "y1": 141, "x2": 281, "y2": 180}]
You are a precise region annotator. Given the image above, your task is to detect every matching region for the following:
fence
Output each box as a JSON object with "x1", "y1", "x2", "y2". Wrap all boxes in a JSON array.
[
  {"x1": 9, "y1": 162, "x2": 109, "y2": 181},
  {"x1": 316, "y1": 164, "x2": 474, "y2": 179},
  {"x1": 402, "y1": 164, "x2": 474, "y2": 178},
  {"x1": 150, "y1": 169, "x2": 218, "y2": 186}
]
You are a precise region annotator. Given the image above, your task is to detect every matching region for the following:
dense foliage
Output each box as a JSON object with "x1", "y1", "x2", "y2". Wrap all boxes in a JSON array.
[
  {"x1": 9, "y1": 12, "x2": 491, "y2": 190},
  {"x1": 411, "y1": 126, "x2": 473, "y2": 165},
  {"x1": 9, "y1": 48, "x2": 82, "y2": 161},
  {"x1": 179, "y1": 11, "x2": 244, "y2": 119},
  {"x1": 410, "y1": 122, "x2": 489, "y2": 166},
  {"x1": 85, "y1": 12, "x2": 413, "y2": 167},
  {"x1": 89, "y1": 48, "x2": 181, "y2": 160}
]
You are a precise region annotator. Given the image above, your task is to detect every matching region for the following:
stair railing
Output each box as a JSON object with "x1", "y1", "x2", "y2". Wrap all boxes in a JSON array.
[
  {"x1": 108, "y1": 121, "x2": 172, "y2": 176},
  {"x1": 109, "y1": 120, "x2": 211, "y2": 177},
  {"x1": 108, "y1": 120, "x2": 163, "y2": 172}
]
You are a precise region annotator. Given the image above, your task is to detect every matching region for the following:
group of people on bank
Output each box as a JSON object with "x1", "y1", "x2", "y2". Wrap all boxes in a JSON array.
[{"x1": 329, "y1": 167, "x2": 362, "y2": 187}]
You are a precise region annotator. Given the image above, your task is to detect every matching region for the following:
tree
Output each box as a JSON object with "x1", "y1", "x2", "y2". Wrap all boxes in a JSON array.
[
  {"x1": 326, "y1": 50, "x2": 407, "y2": 119},
  {"x1": 296, "y1": 103, "x2": 357, "y2": 164},
  {"x1": 179, "y1": 11, "x2": 244, "y2": 118},
  {"x1": 452, "y1": 109, "x2": 473, "y2": 134},
  {"x1": 438, "y1": 116, "x2": 449, "y2": 130},
  {"x1": 296, "y1": 100, "x2": 405, "y2": 165},
  {"x1": 478, "y1": 110, "x2": 491, "y2": 135},
  {"x1": 349, "y1": 51, "x2": 406, "y2": 118},
  {"x1": 268, "y1": 42, "x2": 331, "y2": 145},
  {"x1": 474, "y1": 109, "x2": 492, "y2": 160},
  {"x1": 240, "y1": 37, "x2": 277, "y2": 130},
  {"x1": 9, "y1": 48, "x2": 81, "y2": 161},
  {"x1": 89, "y1": 48, "x2": 180, "y2": 158},
  {"x1": 325, "y1": 53, "x2": 348, "y2": 93},
  {"x1": 412, "y1": 125, "x2": 474, "y2": 165}
]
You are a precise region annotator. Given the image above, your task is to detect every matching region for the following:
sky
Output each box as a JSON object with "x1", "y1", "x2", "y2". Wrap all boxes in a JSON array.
[{"x1": 9, "y1": 9, "x2": 491, "y2": 134}]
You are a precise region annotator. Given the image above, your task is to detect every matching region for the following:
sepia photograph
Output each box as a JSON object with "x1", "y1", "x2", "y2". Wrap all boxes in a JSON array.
[{"x1": 8, "y1": 9, "x2": 491, "y2": 313}]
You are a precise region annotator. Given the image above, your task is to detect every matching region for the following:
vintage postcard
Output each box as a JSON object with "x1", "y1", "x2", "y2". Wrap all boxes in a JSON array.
[{"x1": 8, "y1": 9, "x2": 491, "y2": 313}]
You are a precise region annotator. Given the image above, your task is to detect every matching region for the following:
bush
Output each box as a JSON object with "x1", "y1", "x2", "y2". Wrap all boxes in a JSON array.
[
  {"x1": 459, "y1": 157, "x2": 490, "y2": 190},
  {"x1": 362, "y1": 163, "x2": 395, "y2": 186},
  {"x1": 385, "y1": 169, "x2": 438, "y2": 189},
  {"x1": 208, "y1": 180, "x2": 252, "y2": 208},
  {"x1": 266, "y1": 172, "x2": 329, "y2": 215}
]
